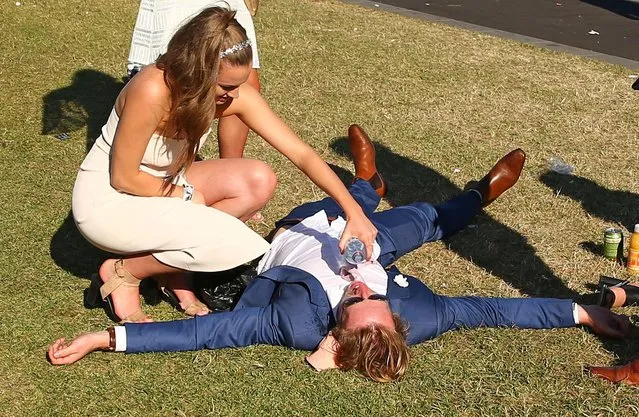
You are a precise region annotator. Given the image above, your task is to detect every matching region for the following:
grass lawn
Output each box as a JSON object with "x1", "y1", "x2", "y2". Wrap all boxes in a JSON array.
[{"x1": 1, "y1": 0, "x2": 639, "y2": 415}]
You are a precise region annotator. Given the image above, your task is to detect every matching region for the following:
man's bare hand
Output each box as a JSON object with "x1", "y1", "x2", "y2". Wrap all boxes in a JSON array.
[
  {"x1": 47, "y1": 331, "x2": 109, "y2": 365},
  {"x1": 305, "y1": 333, "x2": 339, "y2": 371},
  {"x1": 578, "y1": 305, "x2": 631, "y2": 339}
]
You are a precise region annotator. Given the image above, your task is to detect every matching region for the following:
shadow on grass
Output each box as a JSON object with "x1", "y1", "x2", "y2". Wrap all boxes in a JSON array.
[
  {"x1": 44, "y1": 69, "x2": 163, "y2": 307},
  {"x1": 540, "y1": 171, "x2": 639, "y2": 233},
  {"x1": 539, "y1": 170, "x2": 639, "y2": 362},
  {"x1": 331, "y1": 135, "x2": 638, "y2": 361},
  {"x1": 332, "y1": 136, "x2": 579, "y2": 298},
  {"x1": 50, "y1": 215, "x2": 108, "y2": 280},
  {"x1": 44, "y1": 69, "x2": 122, "y2": 282},
  {"x1": 41, "y1": 69, "x2": 125, "y2": 151},
  {"x1": 49, "y1": 213, "x2": 162, "y2": 308},
  {"x1": 540, "y1": 171, "x2": 637, "y2": 269},
  {"x1": 581, "y1": 0, "x2": 639, "y2": 20}
]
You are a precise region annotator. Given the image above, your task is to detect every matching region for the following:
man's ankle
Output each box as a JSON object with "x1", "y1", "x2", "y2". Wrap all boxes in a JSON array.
[{"x1": 468, "y1": 188, "x2": 483, "y2": 202}]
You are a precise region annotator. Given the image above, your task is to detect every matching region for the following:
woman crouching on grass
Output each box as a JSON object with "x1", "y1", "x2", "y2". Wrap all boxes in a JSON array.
[{"x1": 73, "y1": 6, "x2": 377, "y2": 323}]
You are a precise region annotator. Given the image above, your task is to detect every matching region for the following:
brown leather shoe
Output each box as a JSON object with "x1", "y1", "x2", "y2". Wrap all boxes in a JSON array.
[
  {"x1": 348, "y1": 124, "x2": 387, "y2": 197},
  {"x1": 465, "y1": 148, "x2": 526, "y2": 207},
  {"x1": 587, "y1": 359, "x2": 639, "y2": 384}
]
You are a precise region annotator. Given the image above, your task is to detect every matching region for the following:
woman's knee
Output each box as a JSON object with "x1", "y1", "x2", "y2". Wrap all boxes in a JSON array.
[{"x1": 247, "y1": 161, "x2": 277, "y2": 202}]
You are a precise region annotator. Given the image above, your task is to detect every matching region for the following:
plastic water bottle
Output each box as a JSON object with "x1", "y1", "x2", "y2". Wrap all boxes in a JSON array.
[{"x1": 344, "y1": 237, "x2": 366, "y2": 265}]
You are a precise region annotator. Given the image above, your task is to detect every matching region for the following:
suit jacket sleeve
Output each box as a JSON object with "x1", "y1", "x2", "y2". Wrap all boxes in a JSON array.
[
  {"x1": 124, "y1": 305, "x2": 289, "y2": 353},
  {"x1": 435, "y1": 295, "x2": 575, "y2": 335}
]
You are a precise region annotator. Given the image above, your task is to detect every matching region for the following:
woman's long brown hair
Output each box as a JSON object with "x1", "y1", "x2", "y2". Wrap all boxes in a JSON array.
[{"x1": 155, "y1": 6, "x2": 252, "y2": 189}]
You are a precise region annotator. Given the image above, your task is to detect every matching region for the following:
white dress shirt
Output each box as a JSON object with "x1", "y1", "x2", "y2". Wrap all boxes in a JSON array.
[{"x1": 258, "y1": 210, "x2": 387, "y2": 316}]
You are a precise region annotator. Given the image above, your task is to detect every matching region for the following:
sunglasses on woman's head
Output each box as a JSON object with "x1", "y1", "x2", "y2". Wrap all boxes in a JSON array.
[{"x1": 341, "y1": 294, "x2": 389, "y2": 308}]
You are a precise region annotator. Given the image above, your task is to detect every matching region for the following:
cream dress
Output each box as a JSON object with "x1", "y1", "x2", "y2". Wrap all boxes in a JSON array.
[{"x1": 72, "y1": 108, "x2": 270, "y2": 272}]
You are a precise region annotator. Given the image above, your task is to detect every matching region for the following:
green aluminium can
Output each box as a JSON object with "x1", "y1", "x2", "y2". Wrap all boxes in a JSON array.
[{"x1": 603, "y1": 228, "x2": 623, "y2": 261}]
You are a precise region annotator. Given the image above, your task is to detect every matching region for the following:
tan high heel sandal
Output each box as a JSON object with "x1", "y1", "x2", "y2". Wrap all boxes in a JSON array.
[
  {"x1": 157, "y1": 274, "x2": 210, "y2": 317},
  {"x1": 99, "y1": 259, "x2": 148, "y2": 323}
]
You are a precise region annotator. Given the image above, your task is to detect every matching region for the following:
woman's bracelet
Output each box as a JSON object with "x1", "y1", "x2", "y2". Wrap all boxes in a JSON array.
[{"x1": 182, "y1": 184, "x2": 194, "y2": 202}]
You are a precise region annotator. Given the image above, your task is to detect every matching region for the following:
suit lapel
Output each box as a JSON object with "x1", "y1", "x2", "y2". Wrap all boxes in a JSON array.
[
  {"x1": 385, "y1": 266, "x2": 411, "y2": 313},
  {"x1": 257, "y1": 266, "x2": 330, "y2": 308},
  {"x1": 386, "y1": 266, "x2": 411, "y2": 298},
  {"x1": 259, "y1": 266, "x2": 336, "y2": 337}
]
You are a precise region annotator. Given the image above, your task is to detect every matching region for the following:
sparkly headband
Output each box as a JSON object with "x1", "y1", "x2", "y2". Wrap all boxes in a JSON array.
[{"x1": 220, "y1": 40, "x2": 251, "y2": 58}]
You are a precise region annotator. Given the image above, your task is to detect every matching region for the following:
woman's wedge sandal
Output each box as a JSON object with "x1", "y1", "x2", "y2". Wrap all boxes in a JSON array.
[{"x1": 96, "y1": 259, "x2": 148, "y2": 323}]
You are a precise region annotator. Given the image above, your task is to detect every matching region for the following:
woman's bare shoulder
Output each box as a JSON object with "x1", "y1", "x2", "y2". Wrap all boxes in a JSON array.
[{"x1": 117, "y1": 65, "x2": 170, "y2": 114}]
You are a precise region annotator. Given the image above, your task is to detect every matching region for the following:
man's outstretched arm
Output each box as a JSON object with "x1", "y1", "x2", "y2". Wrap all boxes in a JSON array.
[
  {"x1": 48, "y1": 306, "x2": 288, "y2": 365},
  {"x1": 434, "y1": 296, "x2": 630, "y2": 339}
]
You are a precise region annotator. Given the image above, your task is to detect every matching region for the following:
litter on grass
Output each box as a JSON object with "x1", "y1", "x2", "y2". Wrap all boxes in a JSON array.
[
  {"x1": 548, "y1": 156, "x2": 574, "y2": 175},
  {"x1": 55, "y1": 132, "x2": 70, "y2": 141}
]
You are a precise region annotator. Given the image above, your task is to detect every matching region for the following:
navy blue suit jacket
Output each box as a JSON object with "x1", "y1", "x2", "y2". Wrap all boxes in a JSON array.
[{"x1": 125, "y1": 265, "x2": 575, "y2": 354}]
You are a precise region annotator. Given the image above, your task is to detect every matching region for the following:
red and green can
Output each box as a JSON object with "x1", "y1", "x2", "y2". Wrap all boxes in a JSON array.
[{"x1": 603, "y1": 228, "x2": 623, "y2": 261}]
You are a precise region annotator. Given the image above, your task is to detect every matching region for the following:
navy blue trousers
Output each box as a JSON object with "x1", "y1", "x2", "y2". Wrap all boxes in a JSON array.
[{"x1": 275, "y1": 180, "x2": 482, "y2": 267}]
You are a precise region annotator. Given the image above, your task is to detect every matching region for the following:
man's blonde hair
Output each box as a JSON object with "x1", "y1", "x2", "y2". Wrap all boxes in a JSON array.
[{"x1": 332, "y1": 314, "x2": 409, "y2": 382}]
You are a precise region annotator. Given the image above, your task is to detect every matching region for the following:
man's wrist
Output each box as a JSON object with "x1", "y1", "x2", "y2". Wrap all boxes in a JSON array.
[
  {"x1": 94, "y1": 330, "x2": 112, "y2": 351},
  {"x1": 575, "y1": 304, "x2": 592, "y2": 327}
]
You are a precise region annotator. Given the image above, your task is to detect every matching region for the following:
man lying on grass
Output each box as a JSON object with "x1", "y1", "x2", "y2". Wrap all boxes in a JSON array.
[{"x1": 48, "y1": 125, "x2": 630, "y2": 382}]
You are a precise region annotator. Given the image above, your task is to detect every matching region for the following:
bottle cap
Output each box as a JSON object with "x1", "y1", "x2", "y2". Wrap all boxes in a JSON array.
[{"x1": 635, "y1": 224, "x2": 639, "y2": 233}]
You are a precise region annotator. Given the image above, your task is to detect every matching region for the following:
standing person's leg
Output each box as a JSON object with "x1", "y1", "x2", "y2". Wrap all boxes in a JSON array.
[
  {"x1": 372, "y1": 149, "x2": 526, "y2": 267},
  {"x1": 217, "y1": 68, "x2": 260, "y2": 158},
  {"x1": 213, "y1": 0, "x2": 262, "y2": 218},
  {"x1": 217, "y1": 0, "x2": 261, "y2": 158},
  {"x1": 126, "y1": 0, "x2": 171, "y2": 78}
]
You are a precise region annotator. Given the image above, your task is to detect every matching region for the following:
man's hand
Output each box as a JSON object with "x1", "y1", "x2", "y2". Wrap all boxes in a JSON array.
[
  {"x1": 577, "y1": 305, "x2": 631, "y2": 338},
  {"x1": 305, "y1": 333, "x2": 339, "y2": 372},
  {"x1": 47, "y1": 331, "x2": 109, "y2": 365}
]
